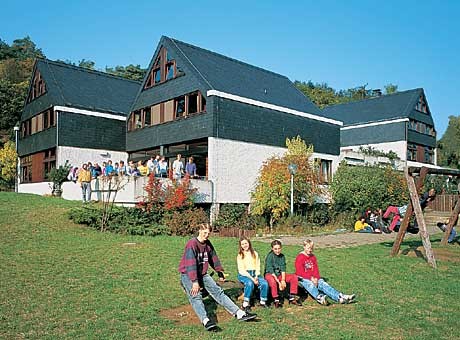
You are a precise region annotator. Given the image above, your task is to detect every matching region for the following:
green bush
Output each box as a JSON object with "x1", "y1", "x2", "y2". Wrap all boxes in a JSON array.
[
  {"x1": 163, "y1": 207, "x2": 209, "y2": 236},
  {"x1": 273, "y1": 215, "x2": 315, "y2": 234},
  {"x1": 215, "y1": 204, "x2": 248, "y2": 229},
  {"x1": 330, "y1": 163, "x2": 408, "y2": 214},
  {"x1": 68, "y1": 205, "x2": 167, "y2": 236},
  {"x1": 298, "y1": 203, "x2": 331, "y2": 226}
]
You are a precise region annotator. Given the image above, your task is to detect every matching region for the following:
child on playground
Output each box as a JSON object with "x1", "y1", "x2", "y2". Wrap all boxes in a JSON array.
[
  {"x1": 295, "y1": 239, "x2": 355, "y2": 305},
  {"x1": 237, "y1": 237, "x2": 269, "y2": 310},
  {"x1": 264, "y1": 240, "x2": 302, "y2": 308},
  {"x1": 179, "y1": 224, "x2": 257, "y2": 331}
]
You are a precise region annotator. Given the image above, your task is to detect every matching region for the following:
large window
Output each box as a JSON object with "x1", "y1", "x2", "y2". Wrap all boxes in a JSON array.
[
  {"x1": 128, "y1": 92, "x2": 206, "y2": 131},
  {"x1": 144, "y1": 47, "x2": 177, "y2": 89},
  {"x1": 21, "y1": 108, "x2": 56, "y2": 138},
  {"x1": 408, "y1": 119, "x2": 436, "y2": 137},
  {"x1": 415, "y1": 95, "x2": 428, "y2": 113},
  {"x1": 407, "y1": 143, "x2": 434, "y2": 164}
]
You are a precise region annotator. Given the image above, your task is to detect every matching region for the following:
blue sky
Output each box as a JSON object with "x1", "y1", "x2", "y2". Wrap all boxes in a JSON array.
[{"x1": 1, "y1": 0, "x2": 458, "y2": 136}]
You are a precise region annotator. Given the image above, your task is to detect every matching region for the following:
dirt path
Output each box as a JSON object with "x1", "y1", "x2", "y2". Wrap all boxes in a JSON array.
[{"x1": 256, "y1": 220, "x2": 444, "y2": 249}]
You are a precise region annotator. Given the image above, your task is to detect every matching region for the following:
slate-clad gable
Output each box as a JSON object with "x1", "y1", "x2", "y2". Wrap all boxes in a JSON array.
[
  {"x1": 22, "y1": 59, "x2": 140, "y2": 121},
  {"x1": 321, "y1": 88, "x2": 432, "y2": 126}
]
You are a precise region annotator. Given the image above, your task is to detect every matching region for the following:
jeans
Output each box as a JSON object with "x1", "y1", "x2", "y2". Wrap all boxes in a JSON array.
[
  {"x1": 180, "y1": 273, "x2": 239, "y2": 323},
  {"x1": 448, "y1": 227, "x2": 457, "y2": 243},
  {"x1": 358, "y1": 226, "x2": 374, "y2": 233},
  {"x1": 81, "y1": 182, "x2": 91, "y2": 202},
  {"x1": 237, "y1": 271, "x2": 268, "y2": 302},
  {"x1": 300, "y1": 278, "x2": 341, "y2": 302}
]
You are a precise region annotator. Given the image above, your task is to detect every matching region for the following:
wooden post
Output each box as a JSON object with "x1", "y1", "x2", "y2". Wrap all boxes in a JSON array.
[
  {"x1": 390, "y1": 167, "x2": 428, "y2": 256},
  {"x1": 441, "y1": 197, "x2": 460, "y2": 245},
  {"x1": 406, "y1": 174, "x2": 436, "y2": 268}
]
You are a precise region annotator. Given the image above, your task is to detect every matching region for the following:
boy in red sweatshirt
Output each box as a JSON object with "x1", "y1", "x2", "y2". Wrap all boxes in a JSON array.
[{"x1": 295, "y1": 239, "x2": 355, "y2": 305}]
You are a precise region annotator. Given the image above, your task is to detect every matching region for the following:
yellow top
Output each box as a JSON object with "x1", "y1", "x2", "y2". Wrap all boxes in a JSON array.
[
  {"x1": 237, "y1": 250, "x2": 261, "y2": 277},
  {"x1": 354, "y1": 220, "x2": 369, "y2": 231},
  {"x1": 77, "y1": 169, "x2": 92, "y2": 183},
  {"x1": 138, "y1": 165, "x2": 149, "y2": 176}
]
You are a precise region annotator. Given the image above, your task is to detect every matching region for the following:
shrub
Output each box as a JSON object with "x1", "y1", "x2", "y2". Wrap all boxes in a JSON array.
[
  {"x1": 68, "y1": 206, "x2": 101, "y2": 228},
  {"x1": 273, "y1": 215, "x2": 316, "y2": 234},
  {"x1": 163, "y1": 207, "x2": 209, "y2": 236},
  {"x1": 214, "y1": 204, "x2": 248, "y2": 229},
  {"x1": 298, "y1": 203, "x2": 331, "y2": 226},
  {"x1": 330, "y1": 163, "x2": 408, "y2": 215}
]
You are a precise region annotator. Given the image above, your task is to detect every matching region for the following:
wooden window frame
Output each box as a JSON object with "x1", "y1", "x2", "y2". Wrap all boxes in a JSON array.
[
  {"x1": 143, "y1": 47, "x2": 177, "y2": 90},
  {"x1": 27, "y1": 70, "x2": 47, "y2": 103}
]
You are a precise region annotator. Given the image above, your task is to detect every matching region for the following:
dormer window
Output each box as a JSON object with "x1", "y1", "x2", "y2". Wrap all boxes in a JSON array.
[
  {"x1": 415, "y1": 95, "x2": 428, "y2": 114},
  {"x1": 144, "y1": 47, "x2": 177, "y2": 89}
]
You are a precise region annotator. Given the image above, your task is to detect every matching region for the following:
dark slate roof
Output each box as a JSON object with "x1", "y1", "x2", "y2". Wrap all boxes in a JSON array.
[
  {"x1": 33, "y1": 59, "x2": 140, "y2": 116},
  {"x1": 321, "y1": 88, "x2": 424, "y2": 125},
  {"x1": 139, "y1": 36, "x2": 322, "y2": 115}
]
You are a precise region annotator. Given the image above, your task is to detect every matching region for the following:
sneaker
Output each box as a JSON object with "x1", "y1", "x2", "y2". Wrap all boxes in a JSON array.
[
  {"x1": 204, "y1": 320, "x2": 217, "y2": 331},
  {"x1": 259, "y1": 302, "x2": 269, "y2": 308},
  {"x1": 340, "y1": 294, "x2": 355, "y2": 304},
  {"x1": 289, "y1": 298, "x2": 302, "y2": 306},
  {"x1": 242, "y1": 305, "x2": 251, "y2": 313},
  {"x1": 317, "y1": 295, "x2": 328, "y2": 305},
  {"x1": 274, "y1": 300, "x2": 282, "y2": 308},
  {"x1": 238, "y1": 312, "x2": 257, "y2": 322}
]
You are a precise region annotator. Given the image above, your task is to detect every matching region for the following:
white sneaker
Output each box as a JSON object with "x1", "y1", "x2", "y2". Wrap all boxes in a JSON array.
[
  {"x1": 340, "y1": 294, "x2": 355, "y2": 304},
  {"x1": 317, "y1": 295, "x2": 328, "y2": 305}
]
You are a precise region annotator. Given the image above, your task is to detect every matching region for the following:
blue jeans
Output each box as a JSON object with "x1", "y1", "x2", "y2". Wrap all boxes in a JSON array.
[
  {"x1": 448, "y1": 227, "x2": 457, "y2": 243},
  {"x1": 237, "y1": 271, "x2": 268, "y2": 302},
  {"x1": 180, "y1": 273, "x2": 239, "y2": 323},
  {"x1": 300, "y1": 278, "x2": 341, "y2": 302},
  {"x1": 81, "y1": 182, "x2": 91, "y2": 202}
]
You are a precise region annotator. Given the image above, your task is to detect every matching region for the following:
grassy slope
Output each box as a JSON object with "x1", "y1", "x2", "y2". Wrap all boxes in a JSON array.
[{"x1": 0, "y1": 192, "x2": 459, "y2": 339}]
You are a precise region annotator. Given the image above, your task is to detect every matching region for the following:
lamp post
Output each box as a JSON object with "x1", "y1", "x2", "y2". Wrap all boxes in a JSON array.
[
  {"x1": 287, "y1": 163, "x2": 298, "y2": 215},
  {"x1": 13, "y1": 126, "x2": 20, "y2": 193}
]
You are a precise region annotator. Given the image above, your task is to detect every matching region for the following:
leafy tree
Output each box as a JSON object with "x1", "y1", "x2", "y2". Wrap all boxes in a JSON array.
[
  {"x1": 384, "y1": 83, "x2": 398, "y2": 95},
  {"x1": 330, "y1": 163, "x2": 408, "y2": 215},
  {"x1": 251, "y1": 136, "x2": 321, "y2": 228},
  {"x1": 0, "y1": 141, "x2": 17, "y2": 188},
  {"x1": 0, "y1": 80, "x2": 28, "y2": 136},
  {"x1": 437, "y1": 115, "x2": 460, "y2": 169},
  {"x1": 78, "y1": 59, "x2": 95, "y2": 70},
  {"x1": 105, "y1": 64, "x2": 146, "y2": 81},
  {"x1": 9, "y1": 36, "x2": 44, "y2": 60}
]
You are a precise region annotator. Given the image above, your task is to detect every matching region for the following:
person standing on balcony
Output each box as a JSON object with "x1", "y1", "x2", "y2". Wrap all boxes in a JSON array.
[
  {"x1": 173, "y1": 154, "x2": 184, "y2": 180},
  {"x1": 77, "y1": 163, "x2": 92, "y2": 203},
  {"x1": 185, "y1": 156, "x2": 197, "y2": 178}
]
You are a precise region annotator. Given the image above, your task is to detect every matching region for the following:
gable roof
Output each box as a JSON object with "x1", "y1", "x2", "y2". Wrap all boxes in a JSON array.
[
  {"x1": 321, "y1": 88, "x2": 425, "y2": 126},
  {"x1": 24, "y1": 59, "x2": 140, "y2": 118},
  {"x1": 135, "y1": 36, "x2": 322, "y2": 115}
]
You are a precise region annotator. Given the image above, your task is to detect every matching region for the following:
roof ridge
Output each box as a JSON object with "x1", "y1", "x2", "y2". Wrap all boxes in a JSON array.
[
  {"x1": 167, "y1": 36, "x2": 290, "y2": 80},
  {"x1": 322, "y1": 88, "x2": 423, "y2": 110},
  {"x1": 38, "y1": 58, "x2": 142, "y2": 84}
]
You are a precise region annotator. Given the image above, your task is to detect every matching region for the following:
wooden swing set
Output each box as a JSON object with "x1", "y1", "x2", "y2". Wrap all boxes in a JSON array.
[{"x1": 390, "y1": 166, "x2": 460, "y2": 268}]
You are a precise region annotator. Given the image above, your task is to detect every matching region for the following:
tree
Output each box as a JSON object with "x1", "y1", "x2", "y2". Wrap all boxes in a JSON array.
[
  {"x1": 437, "y1": 115, "x2": 460, "y2": 169},
  {"x1": 0, "y1": 80, "x2": 28, "y2": 139},
  {"x1": 105, "y1": 64, "x2": 146, "y2": 81},
  {"x1": 0, "y1": 141, "x2": 17, "y2": 188},
  {"x1": 384, "y1": 83, "x2": 398, "y2": 95},
  {"x1": 9, "y1": 36, "x2": 44, "y2": 60},
  {"x1": 251, "y1": 136, "x2": 321, "y2": 228},
  {"x1": 78, "y1": 59, "x2": 96, "y2": 70}
]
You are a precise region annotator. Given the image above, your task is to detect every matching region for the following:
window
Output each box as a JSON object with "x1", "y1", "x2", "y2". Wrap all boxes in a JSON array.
[
  {"x1": 143, "y1": 47, "x2": 178, "y2": 90},
  {"x1": 407, "y1": 144, "x2": 417, "y2": 161},
  {"x1": 143, "y1": 107, "x2": 152, "y2": 126},
  {"x1": 424, "y1": 146, "x2": 434, "y2": 164},
  {"x1": 127, "y1": 92, "x2": 207, "y2": 131},
  {"x1": 27, "y1": 70, "x2": 47, "y2": 102},
  {"x1": 188, "y1": 92, "x2": 198, "y2": 114},
  {"x1": 316, "y1": 159, "x2": 332, "y2": 184},
  {"x1": 415, "y1": 95, "x2": 428, "y2": 113},
  {"x1": 175, "y1": 96, "x2": 186, "y2": 118},
  {"x1": 43, "y1": 148, "x2": 56, "y2": 179},
  {"x1": 21, "y1": 155, "x2": 32, "y2": 183}
]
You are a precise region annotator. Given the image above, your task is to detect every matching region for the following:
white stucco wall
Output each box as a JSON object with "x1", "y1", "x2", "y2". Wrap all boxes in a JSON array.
[
  {"x1": 208, "y1": 137, "x2": 340, "y2": 204},
  {"x1": 57, "y1": 146, "x2": 128, "y2": 168}
]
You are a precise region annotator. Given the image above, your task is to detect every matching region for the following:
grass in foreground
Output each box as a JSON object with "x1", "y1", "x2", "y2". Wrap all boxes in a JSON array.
[{"x1": 1, "y1": 192, "x2": 459, "y2": 339}]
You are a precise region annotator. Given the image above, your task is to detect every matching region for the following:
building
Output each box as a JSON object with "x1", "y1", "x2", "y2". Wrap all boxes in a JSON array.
[
  {"x1": 18, "y1": 59, "x2": 140, "y2": 192},
  {"x1": 321, "y1": 88, "x2": 437, "y2": 167},
  {"x1": 125, "y1": 36, "x2": 342, "y2": 208}
]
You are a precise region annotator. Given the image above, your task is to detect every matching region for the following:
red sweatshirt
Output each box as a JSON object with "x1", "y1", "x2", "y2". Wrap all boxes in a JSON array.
[{"x1": 295, "y1": 252, "x2": 320, "y2": 280}]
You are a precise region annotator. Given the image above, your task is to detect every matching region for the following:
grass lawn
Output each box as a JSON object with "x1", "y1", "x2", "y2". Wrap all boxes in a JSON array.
[{"x1": 1, "y1": 192, "x2": 459, "y2": 339}]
